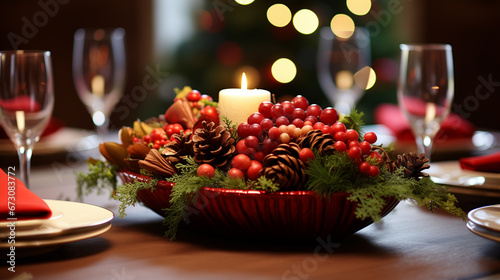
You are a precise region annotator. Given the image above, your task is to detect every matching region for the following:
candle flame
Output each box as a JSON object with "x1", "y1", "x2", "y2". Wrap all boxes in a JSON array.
[{"x1": 241, "y1": 73, "x2": 247, "y2": 90}]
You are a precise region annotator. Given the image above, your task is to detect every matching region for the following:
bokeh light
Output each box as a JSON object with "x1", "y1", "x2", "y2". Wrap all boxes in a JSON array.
[
  {"x1": 330, "y1": 14, "x2": 355, "y2": 39},
  {"x1": 292, "y1": 9, "x2": 319, "y2": 35},
  {"x1": 271, "y1": 58, "x2": 297, "y2": 83},
  {"x1": 234, "y1": 66, "x2": 260, "y2": 88},
  {"x1": 92, "y1": 111, "x2": 106, "y2": 126},
  {"x1": 267, "y1": 4, "x2": 292, "y2": 27},
  {"x1": 199, "y1": 9, "x2": 225, "y2": 33},
  {"x1": 235, "y1": 0, "x2": 254, "y2": 5},
  {"x1": 353, "y1": 66, "x2": 377, "y2": 90},
  {"x1": 335, "y1": 70, "x2": 354, "y2": 90},
  {"x1": 346, "y1": 0, "x2": 372, "y2": 16}
]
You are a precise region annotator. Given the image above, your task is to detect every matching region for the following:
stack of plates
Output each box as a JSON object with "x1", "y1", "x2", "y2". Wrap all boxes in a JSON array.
[
  {"x1": 0, "y1": 200, "x2": 113, "y2": 256},
  {"x1": 467, "y1": 205, "x2": 500, "y2": 242}
]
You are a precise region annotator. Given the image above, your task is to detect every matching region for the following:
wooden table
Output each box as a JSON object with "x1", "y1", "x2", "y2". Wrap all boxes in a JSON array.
[{"x1": 2, "y1": 132, "x2": 500, "y2": 280}]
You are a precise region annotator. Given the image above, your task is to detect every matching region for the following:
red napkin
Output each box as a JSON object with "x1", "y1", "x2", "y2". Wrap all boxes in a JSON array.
[
  {"x1": 0, "y1": 169, "x2": 52, "y2": 221},
  {"x1": 374, "y1": 104, "x2": 475, "y2": 141},
  {"x1": 459, "y1": 151, "x2": 500, "y2": 173}
]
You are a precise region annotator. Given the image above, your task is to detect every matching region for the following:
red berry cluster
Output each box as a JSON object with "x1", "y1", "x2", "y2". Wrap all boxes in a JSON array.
[
  {"x1": 228, "y1": 154, "x2": 263, "y2": 180},
  {"x1": 233, "y1": 95, "x2": 383, "y2": 178},
  {"x1": 236, "y1": 95, "x2": 341, "y2": 163},
  {"x1": 343, "y1": 131, "x2": 382, "y2": 178},
  {"x1": 197, "y1": 154, "x2": 264, "y2": 181}
]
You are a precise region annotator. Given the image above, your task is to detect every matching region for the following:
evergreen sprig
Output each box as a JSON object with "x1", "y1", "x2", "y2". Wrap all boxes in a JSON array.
[
  {"x1": 341, "y1": 107, "x2": 365, "y2": 137},
  {"x1": 163, "y1": 157, "x2": 227, "y2": 239},
  {"x1": 113, "y1": 177, "x2": 158, "y2": 218},
  {"x1": 252, "y1": 176, "x2": 280, "y2": 192},
  {"x1": 76, "y1": 159, "x2": 118, "y2": 200},
  {"x1": 221, "y1": 115, "x2": 240, "y2": 143},
  {"x1": 305, "y1": 152, "x2": 358, "y2": 195},
  {"x1": 305, "y1": 155, "x2": 466, "y2": 222}
]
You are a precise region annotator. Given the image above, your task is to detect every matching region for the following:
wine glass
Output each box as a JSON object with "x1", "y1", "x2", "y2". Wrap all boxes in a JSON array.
[
  {"x1": 0, "y1": 50, "x2": 54, "y2": 188},
  {"x1": 72, "y1": 28, "x2": 126, "y2": 138},
  {"x1": 397, "y1": 44, "x2": 454, "y2": 162},
  {"x1": 317, "y1": 26, "x2": 371, "y2": 114}
]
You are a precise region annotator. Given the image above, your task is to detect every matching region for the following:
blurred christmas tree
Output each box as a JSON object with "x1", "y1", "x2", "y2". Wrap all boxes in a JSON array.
[{"x1": 144, "y1": 0, "x2": 402, "y2": 124}]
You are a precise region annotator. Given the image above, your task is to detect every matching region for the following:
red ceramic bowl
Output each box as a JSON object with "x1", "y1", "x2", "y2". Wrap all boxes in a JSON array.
[{"x1": 118, "y1": 171, "x2": 399, "y2": 241}]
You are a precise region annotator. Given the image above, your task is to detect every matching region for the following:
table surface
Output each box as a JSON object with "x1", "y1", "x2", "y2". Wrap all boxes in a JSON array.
[{"x1": 2, "y1": 129, "x2": 500, "y2": 280}]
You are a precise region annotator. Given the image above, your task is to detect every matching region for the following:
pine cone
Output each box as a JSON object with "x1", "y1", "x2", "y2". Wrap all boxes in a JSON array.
[
  {"x1": 295, "y1": 129, "x2": 335, "y2": 156},
  {"x1": 192, "y1": 121, "x2": 236, "y2": 169},
  {"x1": 260, "y1": 142, "x2": 307, "y2": 191},
  {"x1": 387, "y1": 152, "x2": 430, "y2": 180},
  {"x1": 162, "y1": 131, "x2": 194, "y2": 164}
]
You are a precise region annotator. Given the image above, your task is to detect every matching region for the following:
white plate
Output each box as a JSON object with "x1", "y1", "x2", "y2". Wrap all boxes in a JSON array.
[
  {"x1": 1, "y1": 223, "x2": 111, "y2": 248},
  {"x1": 0, "y1": 127, "x2": 98, "y2": 155},
  {"x1": 0, "y1": 199, "x2": 114, "y2": 244},
  {"x1": 428, "y1": 161, "x2": 500, "y2": 196},
  {"x1": 468, "y1": 205, "x2": 500, "y2": 232},
  {"x1": 0, "y1": 209, "x2": 63, "y2": 232},
  {"x1": 467, "y1": 221, "x2": 500, "y2": 242}
]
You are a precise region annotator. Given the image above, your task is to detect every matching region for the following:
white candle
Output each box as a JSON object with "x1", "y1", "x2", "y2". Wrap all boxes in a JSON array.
[{"x1": 218, "y1": 73, "x2": 271, "y2": 125}]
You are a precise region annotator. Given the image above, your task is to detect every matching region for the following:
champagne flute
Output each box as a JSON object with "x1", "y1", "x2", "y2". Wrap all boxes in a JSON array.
[
  {"x1": 397, "y1": 44, "x2": 454, "y2": 162},
  {"x1": 317, "y1": 26, "x2": 371, "y2": 114},
  {"x1": 72, "y1": 28, "x2": 126, "y2": 138},
  {"x1": 0, "y1": 50, "x2": 54, "y2": 188}
]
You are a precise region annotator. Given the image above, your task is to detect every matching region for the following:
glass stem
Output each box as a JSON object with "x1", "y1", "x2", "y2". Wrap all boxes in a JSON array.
[
  {"x1": 95, "y1": 114, "x2": 110, "y2": 140},
  {"x1": 16, "y1": 145, "x2": 33, "y2": 189},
  {"x1": 416, "y1": 135, "x2": 433, "y2": 163}
]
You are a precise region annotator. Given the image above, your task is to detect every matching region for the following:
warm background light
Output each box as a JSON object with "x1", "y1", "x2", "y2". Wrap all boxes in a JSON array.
[
  {"x1": 234, "y1": 66, "x2": 260, "y2": 88},
  {"x1": 235, "y1": 0, "x2": 255, "y2": 5},
  {"x1": 267, "y1": 4, "x2": 292, "y2": 27},
  {"x1": 271, "y1": 58, "x2": 297, "y2": 83},
  {"x1": 292, "y1": 9, "x2": 319, "y2": 35},
  {"x1": 353, "y1": 66, "x2": 377, "y2": 90},
  {"x1": 330, "y1": 14, "x2": 355, "y2": 39},
  {"x1": 346, "y1": 0, "x2": 372, "y2": 16},
  {"x1": 335, "y1": 70, "x2": 354, "y2": 90}
]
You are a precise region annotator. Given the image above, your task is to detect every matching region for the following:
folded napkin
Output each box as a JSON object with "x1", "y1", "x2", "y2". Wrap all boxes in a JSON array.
[
  {"x1": 460, "y1": 151, "x2": 500, "y2": 173},
  {"x1": 0, "y1": 169, "x2": 52, "y2": 221},
  {"x1": 375, "y1": 104, "x2": 476, "y2": 141}
]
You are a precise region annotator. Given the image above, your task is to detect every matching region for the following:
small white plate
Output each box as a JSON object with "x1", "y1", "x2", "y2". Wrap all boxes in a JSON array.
[
  {"x1": 468, "y1": 205, "x2": 500, "y2": 232},
  {"x1": 428, "y1": 161, "x2": 500, "y2": 196},
  {"x1": 467, "y1": 221, "x2": 500, "y2": 242}
]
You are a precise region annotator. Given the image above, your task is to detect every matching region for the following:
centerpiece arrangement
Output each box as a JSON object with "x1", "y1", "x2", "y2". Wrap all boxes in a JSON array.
[{"x1": 77, "y1": 85, "x2": 465, "y2": 241}]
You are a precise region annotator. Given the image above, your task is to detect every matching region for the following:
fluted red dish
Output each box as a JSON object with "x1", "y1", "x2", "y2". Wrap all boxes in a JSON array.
[{"x1": 118, "y1": 171, "x2": 399, "y2": 241}]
